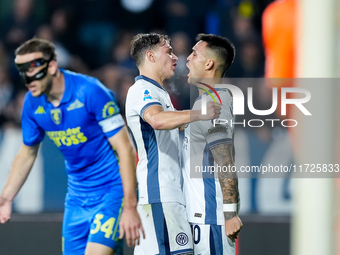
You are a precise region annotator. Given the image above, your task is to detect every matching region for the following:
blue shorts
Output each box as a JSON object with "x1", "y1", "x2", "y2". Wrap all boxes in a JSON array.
[{"x1": 62, "y1": 189, "x2": 124, "y2": 255}]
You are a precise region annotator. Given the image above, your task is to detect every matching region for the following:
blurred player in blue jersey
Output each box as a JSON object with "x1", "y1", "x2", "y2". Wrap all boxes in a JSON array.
[
  {"x1": 0, "y1": 38, "x2": 144, "y2": 255},
  {"x1": 126, "y1": 33, "x2": 221, "y2": 255},
  {"x1": 182, "y1": 34, "x2": 242, "y2": 254}
]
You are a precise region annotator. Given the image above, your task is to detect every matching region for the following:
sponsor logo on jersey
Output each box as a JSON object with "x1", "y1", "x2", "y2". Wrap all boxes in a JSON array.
[
  {"x1": 102, "y1": 101, "x2": 119, "y2": 118},
  {"x1": 35, "y1": 106, "x2": 46, "y2": 114},
  {"x1": 176, "y1": 232, "x2": 189, "y2": 246},
  {"x1": 208, "y1": 126, "x2": 227, "y2": 134},
  {"x1": 46, "y1": 126, "x2": 88, "y2": 147},
  {"x1": 51, "y1": 109, "x2": 62, "y2": 125},
  {"x1": 67, "y1": 99, "x2": 84, "y2": 111},
  {"x1": 194, "y1": 213, "x2": 202, "y2": 218},
  {"x1": 143, "y1": 89, "x2": 152, "y2": 101}
]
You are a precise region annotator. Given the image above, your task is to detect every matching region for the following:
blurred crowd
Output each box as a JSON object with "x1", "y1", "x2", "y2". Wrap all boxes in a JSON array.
[
  {"x1": 0, "y1": 0, "x2": 298, "y2": 215},
  {"x1": 0, "y1": 0, "x2": 273, "y2": 131}
]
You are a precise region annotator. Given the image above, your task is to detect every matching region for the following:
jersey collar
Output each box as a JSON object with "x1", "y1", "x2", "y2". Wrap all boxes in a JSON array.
[
  {"x1": 59, "y1": 69, "x2": 72, "y2": 104},
  {"x1": 135, "y1": 75, "x2": 165, "y2": 91},
  {"x1": 195, "y1": 88, "x2": 226, "y2": 102}
]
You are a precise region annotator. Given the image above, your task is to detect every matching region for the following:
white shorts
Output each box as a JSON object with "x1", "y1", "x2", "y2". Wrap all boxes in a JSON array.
[
  {"x1": 134, "y1": 202, "x2": 193, "y2": 255},
  {"x1": 190, "y1": 224, "x2": 235, "y2": 255}
]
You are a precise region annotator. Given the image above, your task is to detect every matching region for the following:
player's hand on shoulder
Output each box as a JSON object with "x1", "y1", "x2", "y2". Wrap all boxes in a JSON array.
[
  {"x1": 0, "y1": 196, "x2": 12, "y2": 224},
  {"x1": 224, "y1": 215, "x2": 243, "y2": 242},
  {"x1": 200, "y1": 101, "x2": 221, "y2": 120},
  {"x1": 119, "y1": 207, "x2": 145, "y2": 247}
]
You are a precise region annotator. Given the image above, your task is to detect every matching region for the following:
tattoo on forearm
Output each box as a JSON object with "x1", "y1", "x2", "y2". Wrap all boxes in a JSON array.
[
  {"x1": 224, "y1": 211, "x2": 237, "y2": 220},
  {"x1": 211, "y1": 144, "x2": 239, "y2": 220}
]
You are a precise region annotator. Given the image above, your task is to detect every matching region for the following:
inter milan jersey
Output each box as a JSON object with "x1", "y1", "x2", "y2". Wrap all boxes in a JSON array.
[
  {"x1": 21, "y1": 69, "x2": 125, "y2": 197},
  {"x1": 125, "y1": 75, "x2": 184, "y2": 205},
  {"x1": 182, "y1": 89, "x2": 235, "y2": 225}
]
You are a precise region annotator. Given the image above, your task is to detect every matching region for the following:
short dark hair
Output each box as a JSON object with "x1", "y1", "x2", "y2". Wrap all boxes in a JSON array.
[
  {"x1": 15, "y1": 38, "x2": 57, "y2": 60},
  {"x1": 130, "y1": 33, "x2": 170, "y2": 67},
  {"x1": 196, "y1": 33, "x2": 235, "y2": 75}
]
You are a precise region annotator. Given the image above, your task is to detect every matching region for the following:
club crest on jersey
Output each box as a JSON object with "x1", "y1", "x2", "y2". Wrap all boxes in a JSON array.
[
  {"x1": 176, "y1": 233, "x2": 189, "y2": 246},
  {"x1": 51, "y1": 109, "x2": 62, "y2": 125},
  {"x1": 102, "y1": 101, "x2": 119, "y2": 118},
  {"x1": 143, "y1": 90, "x2": 152, "y2": 101}
]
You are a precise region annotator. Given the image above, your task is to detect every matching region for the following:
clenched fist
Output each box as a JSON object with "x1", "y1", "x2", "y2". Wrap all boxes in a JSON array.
[
  {"x1": 0, "y1": 196, "x2": 12, "y2": 224},
  {"x1": 200, "y1": 101, "x2": 221, "y2": 120},
  {"x1": 225, "y1": 215, "x2": 243, "y2": 242}
]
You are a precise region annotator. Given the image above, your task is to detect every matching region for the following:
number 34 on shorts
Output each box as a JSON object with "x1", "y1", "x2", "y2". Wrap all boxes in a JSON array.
[{"x1": 90, "y1": 214, "x2": 120, "y2": 240}]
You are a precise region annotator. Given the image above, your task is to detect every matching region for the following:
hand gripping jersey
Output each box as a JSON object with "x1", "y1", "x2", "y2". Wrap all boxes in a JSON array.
[
  {"x1": 182, "y1": 88, "x2": 234, "y2": 225},
  {"x1": 125, "y1": 75, "x2": 184, "y2": 205},
  {"x1": 21, "y1": 69, "x2": 125, "y2": 197}
]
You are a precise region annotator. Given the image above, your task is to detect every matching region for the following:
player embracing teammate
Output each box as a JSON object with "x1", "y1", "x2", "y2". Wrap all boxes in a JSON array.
[
  {"x1": 126, "y1": 33, "x2": 242, "y2": 255},
  {"x1": 0, "y1": 32, "x2": 242, "y2": 255}
]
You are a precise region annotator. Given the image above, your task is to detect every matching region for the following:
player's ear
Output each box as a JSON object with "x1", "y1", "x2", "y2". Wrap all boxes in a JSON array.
[
  {"x1": 205, "y1": 59, "x2": 214, "y2": 71},
  {"x1": 146, "y1": 50, "x2": 156, "y2": 63},
  {"x1": 48, "y1": 60, "x2": 58, "y2": 76}
]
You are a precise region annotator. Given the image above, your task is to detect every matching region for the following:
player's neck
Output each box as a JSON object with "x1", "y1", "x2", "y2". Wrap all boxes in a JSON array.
[
  {"x1": 46, "y1": 70, "x2": 65, "y2": 107},
  {"x1": 196, "y1": 76, "x2": 222, "y2": 96},
  {"x1": 139, "y1": 70, "x2": 164, "y2": 87}
]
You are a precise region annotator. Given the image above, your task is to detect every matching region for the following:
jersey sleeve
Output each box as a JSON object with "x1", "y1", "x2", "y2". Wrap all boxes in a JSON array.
[
  {"x1": 130, "y1": 83, "x2": 163, "y2": 121},
  {"x1": 86, "y1": 79, "x2": 124, "y2": 138},
  {"x1": 21, "y1": 94, "x2": 45, "y2": 146},
  {"x1": 198, "y1": 91, "x2": 234, "y2": 150}
]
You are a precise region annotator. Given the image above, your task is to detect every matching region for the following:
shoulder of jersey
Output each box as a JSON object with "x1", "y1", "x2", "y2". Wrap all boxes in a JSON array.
[
  {"x1": 134, "y1": 78, "x2": 151, "y2": 88},
  {"x1": 63, "y1": 69, "x2": 100, "y2": 86},
  {"x1": 129, "y1": 79, "x2": 158, "y2": 94},
  {"x1": 67, "y1": 70, "x2": 111, "y2": 97},
  {"x1": 217, "y1": 88, "x2": 232, "y2": 100},
  {"x1": 127, "y1": 80, "x2": 140, "y2": 94},
  {"x1": 216, "y1": 88, "x2": 229, "y2": 96}
]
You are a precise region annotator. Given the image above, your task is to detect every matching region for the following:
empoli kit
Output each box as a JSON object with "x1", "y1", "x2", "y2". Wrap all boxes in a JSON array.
[{"x1": 22, "y1": 69, "x2": 125, "y2": 254}]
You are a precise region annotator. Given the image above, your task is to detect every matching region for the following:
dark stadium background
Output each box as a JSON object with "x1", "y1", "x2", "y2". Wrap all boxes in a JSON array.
[{"x1": 0, "y1": 0, "x2": 294, "y2": 254}]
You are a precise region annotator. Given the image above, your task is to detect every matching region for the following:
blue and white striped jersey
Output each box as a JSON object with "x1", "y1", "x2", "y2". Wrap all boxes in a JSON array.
[
  {"x1": 125, "y1": 75, "x2": 184, "y2": 205},
  {"x1": 182, "y1": 89, "x2": 234, "y2": 225}
]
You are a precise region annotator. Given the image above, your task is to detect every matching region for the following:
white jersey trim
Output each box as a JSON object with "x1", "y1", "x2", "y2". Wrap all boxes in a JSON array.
[
  {"x1": 98, "y1": 114, "x2": 125, "y2": 133},
  {"x1": 140, "y1": 102, "x2": 162, "y2": 121}
]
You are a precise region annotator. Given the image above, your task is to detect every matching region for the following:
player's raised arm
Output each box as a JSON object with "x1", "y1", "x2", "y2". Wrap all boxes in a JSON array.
[
  {"x1": 0, "y1": 143, "x2": 40, "y2": 223},
  {"x1": 143, "y1": 101, "x2": 221, "y2": 130},
  {"x1": 108, "y1": 127, "x2": 144, "y2": 247},
  {"x1": 210, "y1": 143, "x2": 243, "y2": 241}
]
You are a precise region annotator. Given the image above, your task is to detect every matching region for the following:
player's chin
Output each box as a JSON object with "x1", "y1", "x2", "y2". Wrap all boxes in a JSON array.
[
  {"x1": 31, "y1": 90, "x2": 43, "y2": 97},
  {"x1": 187, "y1": 74, "x2": 193, "y2": 85},
  {"x1": 167, "y1": 70, "x2": 175, "y2": 79}
]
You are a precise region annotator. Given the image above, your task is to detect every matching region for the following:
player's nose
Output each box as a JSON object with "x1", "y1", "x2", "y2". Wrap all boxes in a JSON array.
[{"x1": 187, "y1": 52, "x2": 195, "y2": 61}]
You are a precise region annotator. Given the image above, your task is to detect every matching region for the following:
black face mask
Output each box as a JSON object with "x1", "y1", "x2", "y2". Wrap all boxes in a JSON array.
[{"x1": 15, "y1": 55, "x2": 54, "y2": 84}]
